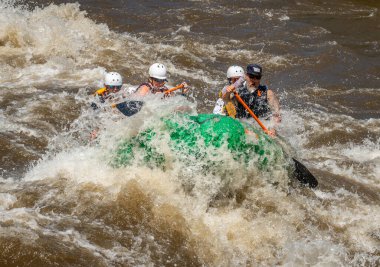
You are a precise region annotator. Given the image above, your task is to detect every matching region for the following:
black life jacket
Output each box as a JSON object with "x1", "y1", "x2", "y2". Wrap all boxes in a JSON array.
[{"x1": 236, "y1": 85, "x2": 270, "y2": 118}]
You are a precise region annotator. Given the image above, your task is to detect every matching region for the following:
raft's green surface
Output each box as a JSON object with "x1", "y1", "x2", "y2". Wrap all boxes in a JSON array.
[{"x1": 113, "y1": 114, "x2": 286, "y2": 172}]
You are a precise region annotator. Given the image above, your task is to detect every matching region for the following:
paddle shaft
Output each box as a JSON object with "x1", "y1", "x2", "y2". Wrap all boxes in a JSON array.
[
  {"x1": 165, "y1": 84, "x2": 185, "y2": 94},
  {"x1": 110, "y1": 84, "x2": 185, "y2": 109},
  {"x1": 233, "y1": 92, "x2": 269, "y2": 134}
]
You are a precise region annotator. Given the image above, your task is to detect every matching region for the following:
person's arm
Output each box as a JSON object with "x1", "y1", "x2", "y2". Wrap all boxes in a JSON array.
[
  {"x1": 222, "y1": 77, "x2": 245, "y2": 99},
  {"x1": 179, "y1": 82, "x2": 189, "y2": 95},
  {"x1": 166, "y1": 82, "x2": 188, "y2": 97},
  {"x1": 267, "y1": 89, "x2": 281, "y2": 123},
  {"x1": 221, "y1": 85, "x2": 233, "y2": 101},
  {"x1": 90, "y1": 127, "x2": 100, "y2": 141},
  {"x1": 136, "y1": 85, "x2": 150, "y2": 96}
]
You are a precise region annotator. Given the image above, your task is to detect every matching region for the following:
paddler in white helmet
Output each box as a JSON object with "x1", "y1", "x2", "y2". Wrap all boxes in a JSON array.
[
  {"x1": 93, "y1": 72, "x2": 124, "y2": 104},
  {"x1": 213, "y1": 65, "x2": 245, "y2": 117},
  {"x1": 90, "y1": 71, "x2": 124, "y2": 139},
  {"x1": 135, "y1": 63, "x2": 189, "y2": 96}
]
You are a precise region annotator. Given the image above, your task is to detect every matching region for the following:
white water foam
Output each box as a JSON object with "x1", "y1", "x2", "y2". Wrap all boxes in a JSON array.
[{"x1": 0, "y1": 2, "x2": 115, "y2": 87}]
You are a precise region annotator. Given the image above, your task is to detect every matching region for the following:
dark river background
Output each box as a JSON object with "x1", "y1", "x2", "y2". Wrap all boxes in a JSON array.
[{"x1": 0, "y1": 0, "x2": 379, "y2": 266}]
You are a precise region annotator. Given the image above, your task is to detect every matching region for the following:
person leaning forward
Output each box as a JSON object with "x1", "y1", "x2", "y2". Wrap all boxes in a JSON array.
[
  {"x1": 135, "y1": 63, "x2": 188, "y2": 97},
  {"x1": 222, "y1": 64, "x2": 281, "y2": 135},
  {"x1": 91, "y1": 72, "x2": 124, "y2": 109},
  {"x1": 90, "y1": 71, "x2": 124, "y2": 139}
]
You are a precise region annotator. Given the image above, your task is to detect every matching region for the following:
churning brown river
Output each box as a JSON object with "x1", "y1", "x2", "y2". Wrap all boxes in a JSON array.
[{"x1": 0, "y1": 0, "x2": 379, "y2": 266}]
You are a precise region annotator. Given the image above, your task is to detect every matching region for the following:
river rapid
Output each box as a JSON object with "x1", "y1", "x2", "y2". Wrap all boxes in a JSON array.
[{"x1": 0, "y1": 0, "x2": 379, "y2": 266}]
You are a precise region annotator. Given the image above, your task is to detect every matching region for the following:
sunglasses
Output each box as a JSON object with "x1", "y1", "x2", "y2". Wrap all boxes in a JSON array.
[
  {"x1": 248, "y1": 74, "x2": 261, "y2": 80},
  {"x1": 108, "y1": 85, "x2": 122, "y2": 90},
  {"x1": 152, "y1": 77, "x2": 166, "y2": 83}
]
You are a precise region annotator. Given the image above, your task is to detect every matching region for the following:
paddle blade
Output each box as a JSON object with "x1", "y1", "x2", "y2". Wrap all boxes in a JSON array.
[
  {"x1": 292, "y1": 158, "x2": 318, "y2": 188},
  {"x1": 115, "y1": 101, "x2": 144, "y2": 117}
]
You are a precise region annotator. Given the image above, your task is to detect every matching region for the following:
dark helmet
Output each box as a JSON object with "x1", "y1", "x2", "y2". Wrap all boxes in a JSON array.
[{"x1": 246, "y1": 64, "x2": 262, "y2": 78}]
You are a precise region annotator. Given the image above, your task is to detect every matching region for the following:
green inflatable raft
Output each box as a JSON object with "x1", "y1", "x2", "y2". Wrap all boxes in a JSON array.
[{"x1": 113, "y1": 114, "x2": 289, "y2": 174}]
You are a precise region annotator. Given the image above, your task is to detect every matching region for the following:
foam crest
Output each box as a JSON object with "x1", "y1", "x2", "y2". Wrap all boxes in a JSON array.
[
  {"x1": 0, "y1": 193, "x2": 17, "y2": 210},
  {"x1": 314, "y1": 138, "x2": 380, "y2": 187},
  {"x1": 282, "y1": 239, "x2": 346, "y2": 266},
  {"x1": 0, "y1": 2, "x2": 114, "y2": 87},
  {"x1": 277, "y1": 103, "x2": 380, "y2": 188}
]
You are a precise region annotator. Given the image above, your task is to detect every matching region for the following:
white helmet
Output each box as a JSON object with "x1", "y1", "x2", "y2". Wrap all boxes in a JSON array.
[
  {"x1": 149, "y1": 63, "x2": 167, "y2": 80},
  {"x1": 105, "y1": 72, "x2": 122, "y2": 86},
  {"x1": 226, "y1": 66, "x2": 244, "y2": 78}
]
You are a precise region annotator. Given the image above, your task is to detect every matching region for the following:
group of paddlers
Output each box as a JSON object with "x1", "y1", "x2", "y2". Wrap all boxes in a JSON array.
[{"x1": 92, "y1": 62, "x2": 281, "y2": 136}]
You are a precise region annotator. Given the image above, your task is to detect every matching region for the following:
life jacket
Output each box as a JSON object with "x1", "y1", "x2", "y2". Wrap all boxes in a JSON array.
[
  {"x1": 217, "y1": 82, "x2": 246, "y2": 118},
  {"x1": 95, "y1": 87, "x2": 107, "y2": 96},
  {"x1": 236, "y1": 85, "x2": 270, "y2": 118},
  {"x1": 94, "y1": 87, "x2": 108, "y2": 103},
  {"x1": 138, "y1": 82, "x2": 168, "y2": 94}
]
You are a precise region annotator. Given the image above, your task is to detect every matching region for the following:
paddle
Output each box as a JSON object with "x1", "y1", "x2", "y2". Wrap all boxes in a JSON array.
[
  {"x1": 113, "y1": 100, "x2": 144, "y2": 117},
  {"x1": 164, "y1": 84, "x2": 185, "y2": 95},
  {"x1": 233, "y1": 91, "x2": 318, "y2": 188},
  {"x1": 113, "y1": 84, "x2": 186, "y2": 116},
  {"x1": 233, "y1": 92, "x2": 270, "y2": 135}
]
